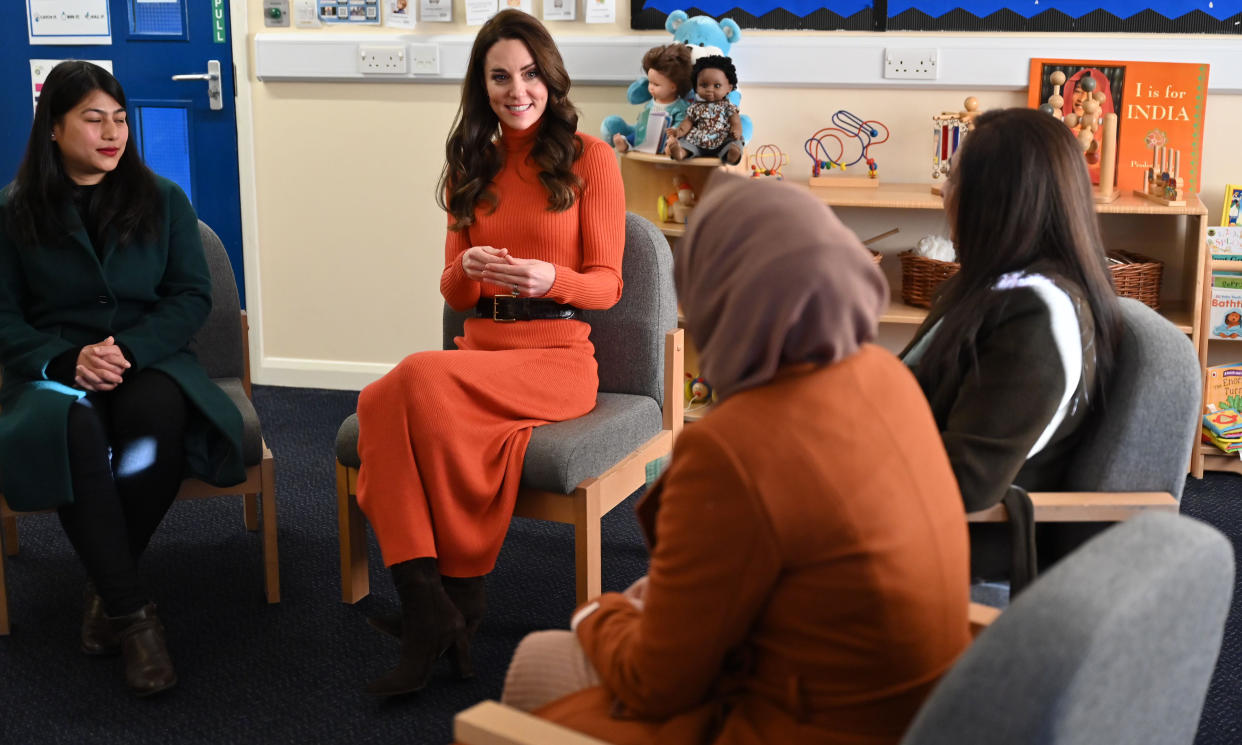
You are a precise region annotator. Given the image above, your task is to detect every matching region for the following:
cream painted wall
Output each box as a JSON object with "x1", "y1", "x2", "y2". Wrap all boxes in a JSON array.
[{"x1": 241, "y1": 3, "x2": 1242, "y2": 388}]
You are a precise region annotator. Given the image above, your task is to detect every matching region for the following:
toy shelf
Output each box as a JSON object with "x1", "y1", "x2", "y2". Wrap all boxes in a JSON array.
[{"x1": 624, "y1": 163, "x2": 1209, "y2": 441}]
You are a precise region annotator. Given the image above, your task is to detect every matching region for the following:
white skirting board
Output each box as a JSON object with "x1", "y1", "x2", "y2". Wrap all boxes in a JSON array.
[
  {"x1": 255, "y1": 32, "x2": 1242, "y2": 93},
  {"x1": 255, "y1": 357, "x2": 394, "y2": 391}
]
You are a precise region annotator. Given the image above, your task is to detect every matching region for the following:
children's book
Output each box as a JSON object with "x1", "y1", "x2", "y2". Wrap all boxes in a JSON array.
[
  {"x1": 1208, "y1": 226, "x2": 1242, "y2": 260},
  {"x1": 1028, "y1": 59, "x2": 1209, "y2": 195},
  {"x1": 1205, "y1": 361, "x2": 1242, "y2": 412},
  {"x1": 633, "y1": 110, "x2": 670, "y2": 155},
  {"x1": 1214, "y1": 273, "x2": 1242, "y2": 289},
  {"x1": 1203, "y1": 427, "x2": 1242, "y2": 454},
  {"x1": 1209, "y1": 287, "x2": 1242, "y2": 341}
]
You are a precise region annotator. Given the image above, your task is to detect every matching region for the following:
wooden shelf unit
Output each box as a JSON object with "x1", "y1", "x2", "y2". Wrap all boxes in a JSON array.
[{"x1": 621, "y1": 162, "x2": 1211, "y2": 443}]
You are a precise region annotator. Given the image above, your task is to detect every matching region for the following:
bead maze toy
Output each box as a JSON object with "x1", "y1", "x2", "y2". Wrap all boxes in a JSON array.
[
  {"x1": 930, "y1": 97, "x2": 981, "y2": 196},
  {"x1": 1039, "y1": 69, "x2": 1120, "y2": 203},
  {"x1": 804, "y1": 110, "x2": 890, "y2": 189},
  {"x1": 1135, "y1": 144, "x2": 1187, "y2": 207},
  {"x1": 746, "y1": 144, "x2": 788, "y2": 180}
]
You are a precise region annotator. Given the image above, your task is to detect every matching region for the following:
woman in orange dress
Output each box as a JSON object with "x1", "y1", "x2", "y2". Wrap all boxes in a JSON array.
[{"x1": 353, "y1": 9, "x2": 625, "y2": 697}]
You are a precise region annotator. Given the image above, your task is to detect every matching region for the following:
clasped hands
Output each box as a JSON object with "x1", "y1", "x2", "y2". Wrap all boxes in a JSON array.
[
  {"x1": 461, "y1": 246, "x2": 555, "y2": 298},
  {"x1": 75, "y1": 336, "x2": 130, "y2": 392}
]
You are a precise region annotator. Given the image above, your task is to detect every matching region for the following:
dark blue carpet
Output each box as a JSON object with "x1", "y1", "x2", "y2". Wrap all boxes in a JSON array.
[{"x1": 0, "y1": 384, "x2": 1238, "y2": 744}]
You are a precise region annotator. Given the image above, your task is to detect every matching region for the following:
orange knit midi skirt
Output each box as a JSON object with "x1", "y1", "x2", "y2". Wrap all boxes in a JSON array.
[{"x1": 355, "y1": 318, "x2": 598, "y2": 577}]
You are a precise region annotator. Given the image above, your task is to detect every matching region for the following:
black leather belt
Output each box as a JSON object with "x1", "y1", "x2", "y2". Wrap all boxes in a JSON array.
[{"x1": 475, "y1": 295, "x2": 582, "y2": 322}]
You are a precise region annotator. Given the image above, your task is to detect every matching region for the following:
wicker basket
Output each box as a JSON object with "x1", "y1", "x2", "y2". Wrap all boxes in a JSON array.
[
  {"x1": 899, "y1": 250, "x2": 959, "y2": 308},
  {"x1": 1108, "y1": 250, "x2": 1163, "y2": 309}
]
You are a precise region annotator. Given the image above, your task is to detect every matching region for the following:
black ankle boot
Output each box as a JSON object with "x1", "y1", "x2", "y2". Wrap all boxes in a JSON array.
[
  {"x1": 365, "y1": 558, "x2": 464, "y2": 697},
  {"x1": 107, "y1": 603, "x2": 177, "y2": 697},
  {"x1": 81, "y1": 583, "x2": 120, "y2": 656},
  {"x1": 366, "y1": 575, "x2": 486, "y2": 680},
  {"x1": 441, "y1": 575, "x2": 486, "y2": 679}
]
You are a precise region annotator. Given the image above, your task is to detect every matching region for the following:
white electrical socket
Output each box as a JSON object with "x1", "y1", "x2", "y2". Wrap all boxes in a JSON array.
[
  {"x1": 410, "y1": 43, "x2": 440, "y2": 75},
  {"x1": 358, "y1": 45, "x2": 408, "y2": 75},
  {"x1": 884, "y1": 48, "x2": 938, "y2": 80}
]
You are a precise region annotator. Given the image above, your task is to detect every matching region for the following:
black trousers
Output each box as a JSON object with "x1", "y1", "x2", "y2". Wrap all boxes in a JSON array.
[{"x1": 56, "y1": 369, "x2": 188, "y2": 617}]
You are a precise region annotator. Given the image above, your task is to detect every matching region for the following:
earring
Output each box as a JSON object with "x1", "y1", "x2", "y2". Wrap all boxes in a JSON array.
[{"x1": 50, "y1": 133, "x2": 56, "y2": 140}]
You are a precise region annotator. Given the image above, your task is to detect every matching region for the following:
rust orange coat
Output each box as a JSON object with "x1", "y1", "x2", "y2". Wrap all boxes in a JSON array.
[{"x1": 538, "y1": 348, "x2": 972, "y2": 745}]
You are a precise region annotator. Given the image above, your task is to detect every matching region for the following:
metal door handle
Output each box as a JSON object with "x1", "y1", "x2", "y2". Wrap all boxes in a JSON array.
[{"x1": 171, "y1": 60, "x2": 222, "y2": 110}]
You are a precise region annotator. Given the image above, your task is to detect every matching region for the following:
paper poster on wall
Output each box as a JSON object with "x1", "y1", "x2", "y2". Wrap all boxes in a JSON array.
[
  {"x1": 31, "y1": 59, "x2": 113, "y2": 114},
  {"x1": 465, "y1": 0, "x2": 496, "y2": 24},
  {"x1": 543, "y1": 0, "x2": 576, "y2": 21},
  {"x1": 585, "y1": 0, "x2": 615, "y2": 23},
  {"x1": 27, "y1": 0, "x2": 111, "y2": 45},
  {"x1": 385, "y1": 0, "x2": 416, "y2": 27},
  {"x1": 497, "y1": 0, "x2": 534, "y2": 14},
  {"x1": 420, "y1": 0, "x2": 452, "y2": 22}
]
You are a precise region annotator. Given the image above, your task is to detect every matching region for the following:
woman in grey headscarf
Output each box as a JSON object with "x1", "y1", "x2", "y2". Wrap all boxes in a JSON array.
[{"x1": 506, "y1": 173, "x2": 970, "y2": 745}]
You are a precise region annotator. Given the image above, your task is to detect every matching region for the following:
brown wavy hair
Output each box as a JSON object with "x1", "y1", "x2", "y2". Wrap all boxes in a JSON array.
[
  {"x1": 913, "y1": 107, "x2": 1120, "y2": 402},
  {"x1": 437, "y1": 9, "x2": 583, "y2": 231}
]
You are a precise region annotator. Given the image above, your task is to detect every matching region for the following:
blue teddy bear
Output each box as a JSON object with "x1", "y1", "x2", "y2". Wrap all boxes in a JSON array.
[{"x1": 600, "y1": 10, "x2": 754, "y2": 147}]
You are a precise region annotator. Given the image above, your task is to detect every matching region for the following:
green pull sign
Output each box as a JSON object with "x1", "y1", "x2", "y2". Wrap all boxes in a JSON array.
[{"x1": 212, "y1": 0, "x2": 227, "y2": 44}]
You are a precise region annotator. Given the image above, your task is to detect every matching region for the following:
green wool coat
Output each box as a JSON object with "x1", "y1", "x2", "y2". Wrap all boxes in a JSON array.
[{"x1": 0, "y1": 176, "x2": 245, "y2": 511}]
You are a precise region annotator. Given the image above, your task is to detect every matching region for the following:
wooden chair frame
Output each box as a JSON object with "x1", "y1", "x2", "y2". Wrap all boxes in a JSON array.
[
  {"x1": 337, "y1": 329, "x2": 684, "y2": 606},
  {"x1": 0, "y1": 310, "x2": 278, "y2": 636},
  {"x1": 966, "y1": 491, "x2": 1178, "y2": 523}
]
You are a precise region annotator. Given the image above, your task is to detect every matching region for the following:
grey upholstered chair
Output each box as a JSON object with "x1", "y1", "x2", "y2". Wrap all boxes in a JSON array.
[
  {"x1": 452, "y1": 511, "x2": 1234, "y2": 745},
  {"x1": 0, "y1": 221, "x2": 278, "y2": 634},
  {"x1": 335, "y1": 212, "x2": 683, "y2": 605},
  {"x1": 902, "y1": 511, "x2": 1232, "y2": 745},
  {"x1": 968, "y1": 297, "x2": 1198, "y2": 524}
]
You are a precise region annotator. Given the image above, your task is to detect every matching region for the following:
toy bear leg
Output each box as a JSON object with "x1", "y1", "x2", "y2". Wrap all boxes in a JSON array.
[{"x1": 601, "y1": 116, "x2": 635, "y2": 147}]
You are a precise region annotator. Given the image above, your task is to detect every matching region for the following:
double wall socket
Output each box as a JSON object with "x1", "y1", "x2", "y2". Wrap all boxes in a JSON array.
[
  {"x1": 358, "y1": 45, "x2": 408, "y2": 75},
  {"x1": 884, "y1": 48, "x2": 938, "y2": 80}
]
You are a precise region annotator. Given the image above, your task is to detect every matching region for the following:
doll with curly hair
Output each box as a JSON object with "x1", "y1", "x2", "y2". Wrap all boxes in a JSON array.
[
  {"x1": 610, "y1": 44, "x2": 693, "y2": 154},
  {"x1": 666, "y1": 55, "x2": 743, "y2": 165}
]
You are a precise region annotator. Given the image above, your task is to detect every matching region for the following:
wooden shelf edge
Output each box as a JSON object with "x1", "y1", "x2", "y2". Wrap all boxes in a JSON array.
[{"x1": 622, "y1": 152, "x2": 722, "y2": 168}]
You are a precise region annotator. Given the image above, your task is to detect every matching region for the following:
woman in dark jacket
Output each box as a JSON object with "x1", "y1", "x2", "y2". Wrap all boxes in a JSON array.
[
  {"x1": 0, "y1": 61, "x2": 244, "y2": 696},
  {"x1": 902, "y1": 107, "x2": 1123, "y2": 584}
]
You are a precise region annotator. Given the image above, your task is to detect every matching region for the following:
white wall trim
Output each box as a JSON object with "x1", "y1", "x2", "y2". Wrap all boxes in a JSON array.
[
  {"x1": 255, "y1": 32, "x2": 1242, "y2": 92},
  {"x1": 258, "y1": 357, "x2": 393, "y2": 391},
  {"x1": 231, "y1": 5, "x2": 267, "y2": 387}
]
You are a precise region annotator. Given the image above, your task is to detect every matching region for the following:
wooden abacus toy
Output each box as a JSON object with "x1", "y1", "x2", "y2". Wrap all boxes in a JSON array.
[
  {"x1": 804, "y1": 110, "x2": 890, "y2": 189},
  {"x1": 930, "y1": 96, "x2": 980, "y2": 196},
  {"x1": 1135, "y1": 145, "x2": 1187, "y2": 207},
  {"x1": 746, "y1": 144, "x2": 789, "y2": 180},
  {"x1": 1040, "y1": 70, "x2": 1119, "y2": 203}
]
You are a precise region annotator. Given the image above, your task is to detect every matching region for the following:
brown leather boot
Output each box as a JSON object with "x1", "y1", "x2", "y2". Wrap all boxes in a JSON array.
[
  {"x1": 366, "y1": 574, "x2": 486, "y2": 680},
  {"x1": 80, "y1": 584, "x2": 120, "y2": 656},
  {"x1": 108, "y1": 603, "x2": 177, "y2": 697},
  {"x1": 365, "y1": 558, "x2": 464, "y2": 697},
  {"x1": 441, "y1": 575, "x2": 486, "y2": 679}
]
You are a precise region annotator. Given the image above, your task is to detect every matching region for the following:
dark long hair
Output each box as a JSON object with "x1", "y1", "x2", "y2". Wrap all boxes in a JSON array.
[
  {"x1": 914, "y1": 107, "x2": 1120, "y2": 399},
  {"x1": 5, "y1": 61, "x2": 160, "y2": 249},
  {"x1": 436, "y1": 9, "x2": 583, "y2": 230}
]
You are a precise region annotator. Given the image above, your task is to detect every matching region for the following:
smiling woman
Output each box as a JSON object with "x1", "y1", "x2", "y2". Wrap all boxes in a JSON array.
[
  {"x1": 0, "y1": 60, "x2": 245, "y2": 699},
  {"x1": 350, "y1": 9, "x2": 626, "y2": 698}
]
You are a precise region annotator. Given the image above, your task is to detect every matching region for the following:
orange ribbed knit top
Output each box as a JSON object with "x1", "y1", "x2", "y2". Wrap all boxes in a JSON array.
[{"x1": 439, "y1": 123, "x2": 626, "y2": 348}]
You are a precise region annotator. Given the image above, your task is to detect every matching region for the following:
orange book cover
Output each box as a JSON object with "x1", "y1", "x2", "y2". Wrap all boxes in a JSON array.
[{"x1": 1028, "y1": 59, "x2": 1209, "y2": 195}]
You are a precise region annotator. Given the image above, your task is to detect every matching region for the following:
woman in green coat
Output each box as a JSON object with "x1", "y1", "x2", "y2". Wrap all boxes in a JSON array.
[{"x1": 0, "y1": 61, "x2": 245, "y2": 697}]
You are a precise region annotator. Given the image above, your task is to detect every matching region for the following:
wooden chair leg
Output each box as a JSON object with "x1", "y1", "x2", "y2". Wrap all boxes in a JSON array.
[
  {"x1": 260, "y1": 453, "x2": 280, "y2": 603},
  {"x1": 0, "y1": 539, "x2": 9, "y2": 635},
  {"x1": 573, "y1": 485, "x2": 603, "y2": 606},
  {"x1": 338, "y1": 463, "x2": 370, "y2": 603},
  {"x1": 243, "y1": 494, "x2": 260, "y2": 531},
  {"x1": 3, "y1": 516, "x2": 17, "y2": 557}
]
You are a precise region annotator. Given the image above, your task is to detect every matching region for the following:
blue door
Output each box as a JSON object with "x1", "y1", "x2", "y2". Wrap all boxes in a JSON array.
[{"x1": 1, "y1": 0, "x2": 244, "y2": 304}]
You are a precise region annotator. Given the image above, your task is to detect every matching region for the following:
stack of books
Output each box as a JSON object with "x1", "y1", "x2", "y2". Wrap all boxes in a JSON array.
[{"x1": 1203, "y1": 407, "x2": 1242, "y2": 454}]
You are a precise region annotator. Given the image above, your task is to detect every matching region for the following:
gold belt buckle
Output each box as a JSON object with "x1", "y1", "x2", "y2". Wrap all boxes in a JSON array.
[{"x1": 492, "y1": 294, "x2": 518, "y2": 323}]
